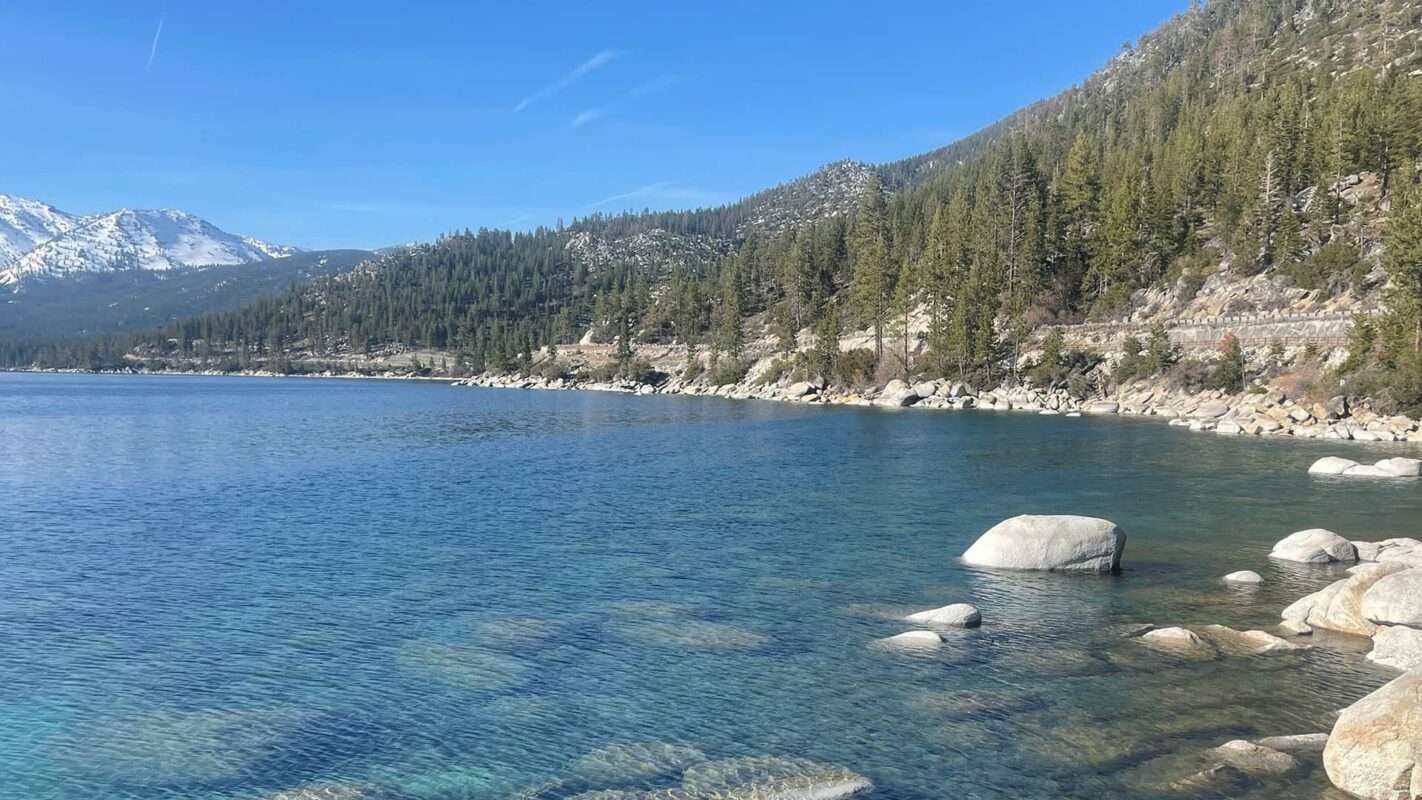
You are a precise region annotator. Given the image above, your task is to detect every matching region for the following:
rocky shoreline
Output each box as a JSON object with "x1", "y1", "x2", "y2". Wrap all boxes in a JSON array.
[{"x1": 456, "y1": 371, "x2": 1422, "y2": 447}]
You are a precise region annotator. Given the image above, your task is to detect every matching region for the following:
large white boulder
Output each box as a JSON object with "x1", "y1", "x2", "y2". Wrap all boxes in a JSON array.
[
  {"x1": 1324, "y1": 671, "x2": 1422, "y2": 800},
  {"x1": 962, "y1": 515, "x2": 1126, "y2": 573},
  {"x1": 1223, "y1": 570, "x2": 1264, "y2": 585},
  {"x1": 1362, "y1": 569, "x2": 1422, "y2": 628},
  {"x1": 1356, "y1": 538, "x2": 1422, "y2": 568},
  {"x1": 1378, "y1": 457, "x2": 1422, "y2": 477},
  {"x1": 1309, "y1": 456, "x2": 1359, "y2": 475},
  {"x1": 904, "y1": 603, "x2": 982, "y2": 628},
  {"x1": 1368, "y1": 625, "x2": 1422, "y2": 671},
  {"x1": 1269, "y1": 529, "x2": 1358, "y2": 564},
  {"x1": 1282, "y1": 562, "x2": 1410, "y2": 636}
]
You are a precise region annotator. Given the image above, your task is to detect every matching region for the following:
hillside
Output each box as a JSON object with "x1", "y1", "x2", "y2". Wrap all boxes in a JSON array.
[
  {"x1": 6, "y1": 0, "x2": 1422, "y2": 407},
  {"x1": 0, "y1": 250, "x2": 372, "y2": 341}
]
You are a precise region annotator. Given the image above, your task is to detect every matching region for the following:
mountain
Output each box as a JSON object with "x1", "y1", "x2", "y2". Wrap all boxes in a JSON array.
[
  {"x1": 7, "y1": 0, "x2": 1422, "y2": 394},
  {"x1": 0, "y1": 195, "x2": 302, "y2": 289},
  {"x1": 0, "y1": 195, "x2": 80, "y2": 269},
  {"x1": 0, "y1": 249, "x2": 373, "y2": 340}
]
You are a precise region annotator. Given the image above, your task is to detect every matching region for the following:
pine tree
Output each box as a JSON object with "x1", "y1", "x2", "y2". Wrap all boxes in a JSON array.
[
  {"x1": 849, "y1": 178, "x2": 891, "y2": 361},
  {"x1": 1386, "y1": 170, "x2": 1422, "y2": 354}
]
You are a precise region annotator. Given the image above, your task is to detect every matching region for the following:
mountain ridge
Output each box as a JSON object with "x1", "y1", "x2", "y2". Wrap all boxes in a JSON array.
[{"x1": 0, "y1": 194, "x2": 301, "y2": 289}]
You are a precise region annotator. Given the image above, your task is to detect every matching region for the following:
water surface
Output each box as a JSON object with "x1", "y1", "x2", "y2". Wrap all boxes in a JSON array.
[{"x1": 1, "y1": 373, "x2": 1418, "y2": 799}]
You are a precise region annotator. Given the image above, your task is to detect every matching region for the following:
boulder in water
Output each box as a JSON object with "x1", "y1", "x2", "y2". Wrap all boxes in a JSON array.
[
  {"x1": 1282, "y1": 562, "x2": 1409, "y2": 636},
  {"x1": 1223, "y1": 570, "x2": 1263, "y2": 584},
  {"x1": 1309, "y1": 456, "x2": 1359, "y2": 475},
  {"x1": 904, "y1": 603, "x2": 981, "y2": 627},
  {"x1": 1324, "y1": 671, "x2": 1422, "y2": 800},
  {"x1": 876, "y1": 630, "x2": 944, "y2": 649},
  {"x1": 962, "y1": 514, "x2": 1126, "y2": 573},
  {"x1": 1255, "y1": 733, "x2": 1328, "y2": 755},
  {"x1": 1210, "y1": 740, "x2": 1301, "y2": 774},
  {"x1": 1361, "y1": 568, "x2": 1422, "y2": 628},
  {"x1": 1269, "y1": 528, "x2": 1358, "y2": 563},
  {"x1": 1368, "y1": 625, "x2": 1422, "y2": 671},
  {"x1": 1139, "y1": 626, "x2": 1217, "y2": 659}
]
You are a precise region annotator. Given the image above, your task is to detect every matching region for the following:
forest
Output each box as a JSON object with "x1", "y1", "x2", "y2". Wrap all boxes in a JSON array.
[{"x1": 4, "y1": 0, "x2": 1421, "y2": 404}]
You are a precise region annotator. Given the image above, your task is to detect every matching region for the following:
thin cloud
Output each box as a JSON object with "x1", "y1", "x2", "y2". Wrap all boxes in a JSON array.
[
  {"x1": 587, "y1": 182, "x2": 724, "y2": 209},
  {"x1": 571, "y1": 108, "x2": 606, "y2": 128},
  {"x1": 513, "y1": 50, "x2": 621, "y2": 113},
  {"x1": 145, "y1": 15, "x2": 164, "y2": 73},
  {"x1": 502, "y1": 213, "x2": 532, "y2": 227},
  {"x1": 630, "y1": 74, "x2": 679, "y2": 97},
  {"x1": 570, "y1": 74, "x2": 680, "y2": 128}
]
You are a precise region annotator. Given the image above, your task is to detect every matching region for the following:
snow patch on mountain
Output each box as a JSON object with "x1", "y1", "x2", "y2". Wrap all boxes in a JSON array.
[{"x1": 0, "y1": 195, "x2": 301, "y2": 289}]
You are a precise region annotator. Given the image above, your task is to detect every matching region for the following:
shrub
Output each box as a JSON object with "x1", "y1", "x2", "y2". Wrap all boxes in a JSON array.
[
  {"x1": 834, "y1": 348, "x2": 878, "y2": 388},
  {"x1": 708, "y1": 358, "x2": 749, "y2": 386},
  {"x1": 588, "y1": 362, "x2": 618, "y2": 382},
  {"x1": 620, "y1": 358, "x2": 664, "y2": 385},
  {"x1": 1208, "y1": 334, "x2": 1245, "y2": 392}
]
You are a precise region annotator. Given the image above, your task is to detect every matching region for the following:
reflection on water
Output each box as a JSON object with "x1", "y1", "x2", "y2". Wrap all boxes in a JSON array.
[{"x1": 0, "y1": 373, "x2": 1418, "y2": 799}]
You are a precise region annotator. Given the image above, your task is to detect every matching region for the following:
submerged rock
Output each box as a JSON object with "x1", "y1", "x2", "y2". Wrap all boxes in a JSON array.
[
  {"x1": 1210, "y1": 740, "x2": 1301, "y2": 774},
  {"x1": 54, "y1": 707, "x2": 346, "y2": 787},
  {"x1": 1324, "y1": 671, "x2": 1422, "y2": 800},
  {"x1": 570, "y1": 742, "x2": 707, "y2": 784},
  {"x1": 679, "y1": 755, "x2": 872, "y2": 800},
  {"x1": 961, "y1": 514, "x2": 1126, "y2": 573},
  {"x1": 1269, "y1": 528, "x2": 1358, "y2": 564},
  {"x1": 876, "y1": 630, "x2": 943, "y2": 649},
  {"x1": 397, "y1": 641, "x2": 531, "y2": 689},
  {"x1": 1255, "y1": 733, "x2": 1328, "y2": 755},
  {"x1": 904, "y1": 603, "x2": 981, "y2": 627},
  {"x1": 1198, "y1": 625, "x2": 1305, "y2": 654},
  {"x1": 1139, "y1": 626, "x2": 1217, "y2": 659},
  {"x1": 261, "y1": 785, "x2": 409, "y2": 800}
]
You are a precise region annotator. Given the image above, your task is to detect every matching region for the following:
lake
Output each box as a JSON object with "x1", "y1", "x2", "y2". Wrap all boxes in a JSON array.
[{"x1": 1, "y1": 372, "x2": 1418, "y2": 799}]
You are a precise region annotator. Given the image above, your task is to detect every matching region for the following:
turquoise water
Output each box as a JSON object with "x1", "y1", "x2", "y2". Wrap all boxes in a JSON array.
[{"x1": 1, "y1": 372, "x2": 1419, "y2": 799}]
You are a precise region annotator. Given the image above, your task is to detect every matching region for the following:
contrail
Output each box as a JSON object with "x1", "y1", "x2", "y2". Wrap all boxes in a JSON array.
[
  {"x1": 145, "y1": 15, "x2": 164, "y2": 73},
  {"x1": 513, "y1": 50, "x2": 620, "y2": 113}
]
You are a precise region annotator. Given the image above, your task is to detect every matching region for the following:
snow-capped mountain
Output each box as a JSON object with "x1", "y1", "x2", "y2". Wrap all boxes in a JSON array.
[
  {"x1": 0, "y1": 195, "x2": 80, "y2": 269},
  {"x1": 0, "y1": 194, "x2": 301, "y2": 289}
]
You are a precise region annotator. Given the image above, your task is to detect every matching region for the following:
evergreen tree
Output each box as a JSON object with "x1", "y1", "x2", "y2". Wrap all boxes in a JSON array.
[{"x1": 849, "y1": 178, "x2": 891, "y2": 361}]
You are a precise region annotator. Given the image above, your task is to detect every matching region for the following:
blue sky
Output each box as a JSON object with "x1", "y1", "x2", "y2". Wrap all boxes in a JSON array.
[{"x1": 2, "y1": 1, "x2": 1187, "y2": 250}]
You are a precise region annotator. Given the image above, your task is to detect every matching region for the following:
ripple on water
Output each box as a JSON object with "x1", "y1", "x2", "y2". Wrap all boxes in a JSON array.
[
  {"x1": 396, "y1": 641, "x2": 532, "y2": 690},
  {"x1": 49, "y1": 707, "x2": 362, "y2": 789}
]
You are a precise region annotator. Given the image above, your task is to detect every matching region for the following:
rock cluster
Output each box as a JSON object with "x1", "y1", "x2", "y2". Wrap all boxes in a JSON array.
[
  {"x1": 1308, "y1": 456, "x2": 1422, "y2": 478},
  {"x1": 1278, "y1": 533, "x2": 1422, "y2": 670},
  {"x1": 457, "y1": 370, "x2": 1422, "y2": 447}
]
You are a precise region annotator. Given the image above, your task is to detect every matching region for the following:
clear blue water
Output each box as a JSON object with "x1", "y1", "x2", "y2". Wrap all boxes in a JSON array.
[{"x1": 2, "y1": 372, "x2": 1419, "y2": 799}]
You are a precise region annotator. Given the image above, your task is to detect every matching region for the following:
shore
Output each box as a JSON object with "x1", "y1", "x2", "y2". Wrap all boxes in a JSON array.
[{"x1": 456, "y1": 370, "x2": 1422, "y2": 448}]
